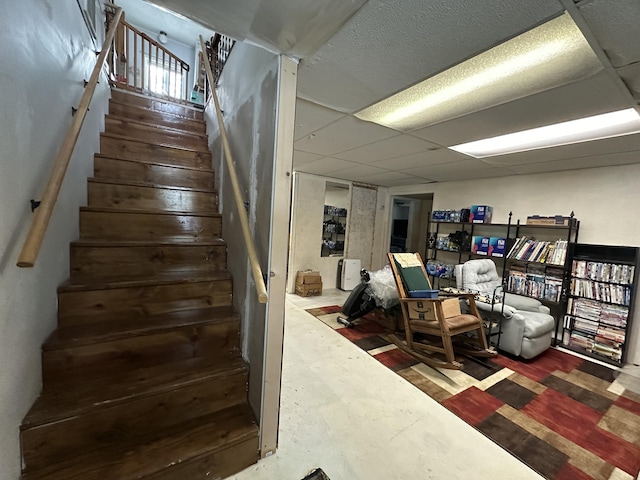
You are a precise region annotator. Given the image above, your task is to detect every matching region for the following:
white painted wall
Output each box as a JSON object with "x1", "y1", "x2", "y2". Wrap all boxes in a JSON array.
[
  {"x1": 289, "y1": 173, "x2": 389, "y2": 291},
  {"x1": 389, "y1": 164, "x2": 640, "y2": 365},
  {"x1": 0, "y1": 0, "x2": 110, "y2": 477},
  {"x1": 204, "y1": 41, "x2": 292, "y2": 452}
]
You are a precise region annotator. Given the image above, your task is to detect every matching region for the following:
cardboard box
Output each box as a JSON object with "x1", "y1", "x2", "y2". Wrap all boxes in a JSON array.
[
  {"x1": 526, "y1": 215, "x2": 576, "y2": 227},
  {"x1": 296, "y1": 270, "x2": 322, "y2": 284},
  {"x1": 295, "y1": 282, "x2": 323, "y2": 297},
  {"x1": 489, "y1": 237, "x2": 507, "y2": 257},
  {"x1": 405, "y1": 297, "x2": 461, "y2": 320},
  {"x1": 470, "y1": 205, "x2": 493, "y2": 223},
  {"x1": 472, "y1": 236, "x2": 490, "y2": 255}
]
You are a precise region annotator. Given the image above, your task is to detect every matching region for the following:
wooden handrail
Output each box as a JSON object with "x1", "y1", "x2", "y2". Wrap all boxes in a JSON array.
[
  {"x1": 198, "y1": 35, "x2": 268, "y2": 304},
  {"x1": 17, "y1": 7, "x2": 124, "y2": 268}
]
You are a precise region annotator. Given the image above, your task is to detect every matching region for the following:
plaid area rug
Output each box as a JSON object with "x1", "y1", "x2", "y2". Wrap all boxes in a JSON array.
[{"x1": 306, "y1": 305, "x2": 640, "y2": 480}]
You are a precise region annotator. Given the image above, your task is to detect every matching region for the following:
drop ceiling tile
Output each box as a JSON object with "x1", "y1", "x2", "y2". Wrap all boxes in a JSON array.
[
  {"x1": 618, "y1": 62, "x2": 640, "y2": 101},
  {"x1": 401, "y1": 160, "x2": 513, "y2": 182},
  {"x1": 293, "y1": 150, "x2": 324, "y2": 167},
  {"x1": 410, "y1": 72, "x2": 631, "y2": 146},
  {"x1": 294, "y1": 115, "x2": 400, "y2": 156},
  {"x1": 480, "y1": 133, "x2": 640, "y2": 167},
  {"x1": 373, "y1": 148, "x2": 465, "y2": 170},
  {"x1": 382, "y1": 177, "x2": 436, "y2": 187},
  {"x1": 294, "y1": 99, "x2": 345, "y2": 141},
  {"x1": 333, "y1": 134, "x2": 440, "y2": 162},
  {"x1": 508, "y1": 150, "x2": 640, "y2": 175},
  {"x1": 578, "y1": 0, "x2": 640, "y2": 67},
  {"x1": 298, "y1": 0, "x2": 564, "y2": 113},
  {"x1": 327, "y1": 164, "x2": 390, "y2": 180},
  {"x1": 358, "y1": 170, "x2": 422, "y2": 183},
  {"x1": 295, "y1": 157, "x2": 360, "y2": 175}
]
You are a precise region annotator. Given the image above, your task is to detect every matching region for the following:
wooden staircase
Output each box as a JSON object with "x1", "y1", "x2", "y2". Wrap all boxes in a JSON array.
[{"x1": 19, "y1": 89, "x2": 259, "y2": 479}]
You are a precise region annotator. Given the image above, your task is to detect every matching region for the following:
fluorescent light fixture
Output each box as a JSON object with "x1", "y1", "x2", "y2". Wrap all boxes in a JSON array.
[
  {"x1": 449, "y1": 108, "x2": 640, "y2": 158},
  {"x1": 355, "y1": 12, "x2": 603, "y2": 131}
]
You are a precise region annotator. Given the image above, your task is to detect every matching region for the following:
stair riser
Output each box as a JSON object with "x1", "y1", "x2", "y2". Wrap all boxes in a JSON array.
[
  {"x1": 22, "y1": 372, "x2": 248, "y2": 471},
  {"x1": 70, "y1": 244, "x2": 227, "y2": 278},
  {"x1": 87, "y1": 182, "x2": 218, "y2": 213},
  {"x1": 111, "y1": 90, "x2": 203, "y2": 120},
  {"x1": 105, "y1": 118, "x2": 208, "y2": 152},
  {"x1": 80, "y1": 210, "x2": 221, "y2": 242},
  {"x1": 108, "y1": 102, "x2": 206, "y2": 134},
  {"x1": 100, "y1": 136, "x2": 212, "y2": 169},
  {"x1": 94, "y1": 157, "x2": 215, "y2": 190},
  {"x1": 58, "y1": 280, "x2": 232, "y2": 325},
  {"x1": 144, "y1": 435, "x2": 259, "y2": 480},
  {"x1": 42, "y1": 321, "x2": 240, "y2": 382}
]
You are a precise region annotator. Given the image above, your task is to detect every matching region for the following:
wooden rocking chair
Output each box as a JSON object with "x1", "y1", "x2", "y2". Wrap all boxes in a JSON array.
[{"x1": 387, "y1": 252, "x2": 496, "y2": 370}]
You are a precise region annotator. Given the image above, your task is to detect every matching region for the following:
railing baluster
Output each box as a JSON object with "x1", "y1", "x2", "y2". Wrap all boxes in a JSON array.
[
  {"x1": 109, "y1": 17, "x2": 190, "y2": 102},
  {"x1": 133, "y1": 27, "x2": 137, "y2": 90}
]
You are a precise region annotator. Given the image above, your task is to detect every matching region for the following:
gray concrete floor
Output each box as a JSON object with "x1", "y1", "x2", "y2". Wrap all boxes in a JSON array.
[{"x1": 228, "y1": 289, "x2": 544, "y2": 480}]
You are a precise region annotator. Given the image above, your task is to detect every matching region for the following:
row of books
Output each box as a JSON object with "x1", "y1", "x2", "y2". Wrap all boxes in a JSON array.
[
  {"x1": 506, "y1": 237, "x2": 569, "y2": 265},
  {"x1": 565, "y1": 330, "x2": 622, "y2": 362},
  {"x1": 570, "y1": 278, "x2": 632, "y2": 306},
  {"x1": 566, "y1": 297, "x2": 628, "y2": 327},
  {"x1": 564, "y1": 315, "x2": 626, "y2": 341},
  {"x1": 507, "y1": 267, "x2": 564, "y2": 302},
  {"x1": 572, "y1": 260, "x2": 635, "y2": 285}
]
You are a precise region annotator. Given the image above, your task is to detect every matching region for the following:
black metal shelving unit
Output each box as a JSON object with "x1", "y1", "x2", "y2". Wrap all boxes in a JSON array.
[{"x1": 560, "y1": 243, "x2": 639, "y2": 366}]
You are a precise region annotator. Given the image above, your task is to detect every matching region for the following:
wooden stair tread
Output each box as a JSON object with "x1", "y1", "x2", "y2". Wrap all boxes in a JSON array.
[
  {"x1": 106, "y1": 115, "x2": 208, "y2": 140},
  {"x1": 94, "y1": 154, "x2": 214, "y2": 173},
  {"x1": 24, "y1": 355, "x2": 246, "y2": 428},
  {"x1": 20, "y1": 403, "x2": 258, "y2": 480},
  {"x1": 59, "y1": 269, "x2": 232, "y2": 291},
  {"x1": 109, "y1": 99, "x2": 207, "y2": 125},
  {"x1": 80, "y1": 206, "x2": 221, "y2": 217},
  {"x1": 70, "y1": 239, "x2": 225, "y2": 248},
  {"x1": 111, "y1": 89, "x2": 205, "y2": 114},
  {"x1": 44, "y1": 306, "x2": 238, "y2": 350},
  {"x1": 100, "y1": 131, "x2": 210, "y2": 153},
  {"x1": 88, "y1": 176, "x2": 216, "y2": 194}
]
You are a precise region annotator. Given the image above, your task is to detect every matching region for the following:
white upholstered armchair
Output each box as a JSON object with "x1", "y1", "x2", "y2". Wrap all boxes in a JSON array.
[{"x1": 456, "y1": 259, "x2": 555, "y2": 359}]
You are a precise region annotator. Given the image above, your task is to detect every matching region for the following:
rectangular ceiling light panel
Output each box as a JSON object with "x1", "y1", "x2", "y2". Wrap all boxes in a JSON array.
[
  {"x1": 355, "y1": 12, "x2": 603, "y2": 132},
  {"x1": 449, "y1": 108, "x2": 640, "y2": 158}
]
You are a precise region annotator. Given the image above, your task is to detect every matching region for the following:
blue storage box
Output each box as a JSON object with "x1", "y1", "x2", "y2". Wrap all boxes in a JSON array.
[
  {"x1": 472, "y1": 236, "x2": 490, "y2": 255},
  {"x1": 489, "y1": 237, "x2": 507, "y2": 257},
  {"x1": 470, "y1": 205, "x2": 493, "y2": 223},
  {"x1": 409, "y1": 289, "x2": 439, "y2": 298}
]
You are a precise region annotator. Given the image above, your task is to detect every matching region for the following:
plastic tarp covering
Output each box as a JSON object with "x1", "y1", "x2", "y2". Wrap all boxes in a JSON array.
[{"x1": 367, "y1": 265, "x2": 399, "y2": 310}]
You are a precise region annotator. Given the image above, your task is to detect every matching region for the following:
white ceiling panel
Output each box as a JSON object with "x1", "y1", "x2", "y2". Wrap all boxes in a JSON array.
[
  {"x1": 480, "y1": 133, "x2": 640, "y2": 167},
  {"x1": 410, "y1": 71, "x2": 633, "y2": 146},
  {"x1": 129, "y1": 0, "x2": 640, "y2": 187},
  {"x1": 294, "y1": 115, "x2": 399, "y2": 156},
  {"x1": 293, "y1": 150, "x2": 324, "y2": 167},
  {"x1": 297, "y1": 0, "x2": 564, "y2": 113},
  {"x1": 381, "y1": 177, "x2": 436, "y2": 187},
  {"x1": 294, "y1": 99, "x2": 345, "y2": 141},
  {"x1": 144, "y1": 0, "x2": 367, "y2": 57},
  {"x1": 332, "y1": 134, "x2": 439, "y2": 162},
  {"x1": 508, "y1": 150, "x2": 640, "y2": 175},
  {"x1": 401, "y1": 160, "x2": 515, "y2": 182},
  {"x1": 372, "y1": 148, "x2": 466, "y2": 170},
  {"x1": 324, "y1": 164, "x2": 390, "y2": 181},
  {"x1": 577, "y1": 0, "x2": 640, "y2": 68},
  {"x1": 295, "y1": 157, "x2": 359, "y2": 175}
]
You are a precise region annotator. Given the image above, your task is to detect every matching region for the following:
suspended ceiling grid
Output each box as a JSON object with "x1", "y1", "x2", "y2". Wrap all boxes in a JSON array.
[{"x1": 136, "y1": 0, "x2": 640, "y2": 187}]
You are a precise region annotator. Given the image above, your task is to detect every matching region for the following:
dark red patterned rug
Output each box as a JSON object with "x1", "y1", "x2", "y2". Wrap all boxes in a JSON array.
[{"x1": 307, "y1": 306, "x2": 640, "y2": 480}]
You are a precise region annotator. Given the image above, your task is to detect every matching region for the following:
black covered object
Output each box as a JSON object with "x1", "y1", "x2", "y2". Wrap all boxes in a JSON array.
[{"x1": 337, "y1": 270, "x2": 376, "y2": 327}]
